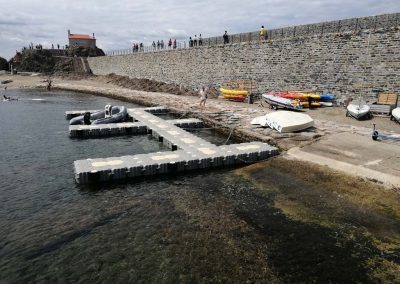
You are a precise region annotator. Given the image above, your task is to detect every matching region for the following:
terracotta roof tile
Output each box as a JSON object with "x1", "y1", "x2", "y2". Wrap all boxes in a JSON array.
[{"x1": 68, "y1": 34, "x2": 95, "y2": 40}]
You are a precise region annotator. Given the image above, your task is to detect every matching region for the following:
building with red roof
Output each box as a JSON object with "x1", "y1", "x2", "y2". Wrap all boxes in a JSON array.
[{"x1": 68, "y1": 30, "x2": 96, "y2": 49}]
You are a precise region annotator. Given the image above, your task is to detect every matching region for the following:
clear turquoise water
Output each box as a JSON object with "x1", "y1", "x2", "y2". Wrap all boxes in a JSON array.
[{"x1": 0, "y1": 89, "x2": 384, "y2": 283}]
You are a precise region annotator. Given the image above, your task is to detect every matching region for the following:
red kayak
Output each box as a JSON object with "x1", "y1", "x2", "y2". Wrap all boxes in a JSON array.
[{"x1": 273, "y1": 91, "x2": 321, "y2": 101}]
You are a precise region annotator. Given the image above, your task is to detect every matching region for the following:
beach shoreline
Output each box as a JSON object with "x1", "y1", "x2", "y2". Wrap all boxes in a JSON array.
[{"x1": 2, "y1": 73, "x2": 400, "y2": 188}]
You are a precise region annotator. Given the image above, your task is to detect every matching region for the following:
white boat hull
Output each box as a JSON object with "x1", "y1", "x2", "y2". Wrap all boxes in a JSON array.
[
  {"x1": 265, "y1": 111, "x2": 314, "y2": 132},
  {"x1": 262, "y1": 93, "x2": 302, "y2": 110},
  {"x1": 251, "y1": 111, "x2": 314, "y2": 132},
  {"x1": 320, "y1": 101, "x2": 333, "y2": 107},
  {"x1": 346, "y1": 104, "x2": 370, "y2": 120},
  {"x1": 392, "y1": 107, "x2": 400, "y2": 122}
]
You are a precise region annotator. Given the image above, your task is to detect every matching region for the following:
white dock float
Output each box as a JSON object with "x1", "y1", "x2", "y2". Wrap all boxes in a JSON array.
[
  {"x1": 73, "y1": 107, "x2": 279, "y2": 185},
  {"x1": 69, "y1": 119, "x2": 203, "y2": 138},
  {"x1": 74, "y1": 142, "x2": 278, "y2": 184}
]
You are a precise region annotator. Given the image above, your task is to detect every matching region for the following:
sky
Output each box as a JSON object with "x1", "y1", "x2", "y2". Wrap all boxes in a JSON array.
[{"x1": 0, "y1": 0, "x2": 399, "y2": 59}]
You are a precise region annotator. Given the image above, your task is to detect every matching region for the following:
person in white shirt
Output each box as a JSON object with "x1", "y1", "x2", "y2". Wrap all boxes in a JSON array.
[{"x1": 199, "y1": 86, "x2": 207, "y2": 108}]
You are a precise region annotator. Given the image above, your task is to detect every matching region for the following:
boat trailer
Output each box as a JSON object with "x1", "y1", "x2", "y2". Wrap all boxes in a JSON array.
[{"x1": 372, "y1": 124, "x2": 400, "y2": 141}]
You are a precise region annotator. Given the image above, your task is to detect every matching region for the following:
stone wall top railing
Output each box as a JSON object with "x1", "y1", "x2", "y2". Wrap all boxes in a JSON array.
[{"x1": 106, "y1": 12, "x2": 399, "y2": 56}]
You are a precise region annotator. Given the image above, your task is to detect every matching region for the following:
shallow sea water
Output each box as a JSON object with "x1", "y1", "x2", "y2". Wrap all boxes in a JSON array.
[{"x1": 0, "y1": 89, "x2": 394, "y2": 283}]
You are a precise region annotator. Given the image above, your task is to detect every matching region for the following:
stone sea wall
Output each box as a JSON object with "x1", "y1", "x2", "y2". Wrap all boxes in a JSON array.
[{"x1": 88, "y1": 13, "x2": 400, "y2": 98}]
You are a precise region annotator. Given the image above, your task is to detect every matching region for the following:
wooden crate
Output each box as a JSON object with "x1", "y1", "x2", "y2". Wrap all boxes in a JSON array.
[{"x1": 377, "y1": 93, "x2": 398, "y2": 105}]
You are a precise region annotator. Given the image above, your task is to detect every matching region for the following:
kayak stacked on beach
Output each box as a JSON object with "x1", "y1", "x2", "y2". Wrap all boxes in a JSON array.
[
  {"x1": 219, "y1": 80, "x2": 257, "y2": 102},
  {"x1": 271, "y1": 90, "x2": 336, "y2": 108},
  {"x1": 219, "y1": 88, "x2": 249, "y2": 102}
]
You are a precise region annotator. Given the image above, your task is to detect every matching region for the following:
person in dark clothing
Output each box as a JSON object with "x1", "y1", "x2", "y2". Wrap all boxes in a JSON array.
[
  {"x1": 308, "y1": 96, "x2": 313, "y2": 109},
  {"x1": 223, "y1": 31, "x2": 229, "y2": 44},
  {"x1": 189, "y1": 37, "x2": 193, "y2": 47}
]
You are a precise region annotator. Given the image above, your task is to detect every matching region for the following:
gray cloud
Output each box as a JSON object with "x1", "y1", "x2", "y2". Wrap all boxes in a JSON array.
[{"x1": 0, "y1": 0, "x2": 398, "y2": 59}]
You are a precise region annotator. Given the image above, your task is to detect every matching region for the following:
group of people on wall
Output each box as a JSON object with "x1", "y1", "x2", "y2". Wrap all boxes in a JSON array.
[
  {"x1": 188, "y1": 34, "x2": 203, "y2": 47},
  {"x1": 191, "y1": 26, "x2": 268, "y2": 46},
  {"x1": 151, "y1": 39, "x2": 177, "y2": 50},
  {"x1": 127, "y1": 25, "x2": 268, "y2": 54}
]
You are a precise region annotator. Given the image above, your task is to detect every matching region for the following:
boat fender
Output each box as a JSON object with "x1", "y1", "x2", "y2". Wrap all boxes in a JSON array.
[
  {"x1": 105, "y1": 104, "x2": 112, "y2": 118},
  {"x1": 83, "y1": 112, "x2": 91, "y2": 125},
  {"x1": 372, "y1": 130, "x2": 379, "y2": 141}
]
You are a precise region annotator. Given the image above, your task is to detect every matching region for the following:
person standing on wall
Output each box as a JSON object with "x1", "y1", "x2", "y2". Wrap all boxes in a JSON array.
[
  {"x1": 259, "y1": 25, "x2": 267, "y2": 41},
  {"x1": 223, "y1": 31, "x2": 229, "y2": 44}
]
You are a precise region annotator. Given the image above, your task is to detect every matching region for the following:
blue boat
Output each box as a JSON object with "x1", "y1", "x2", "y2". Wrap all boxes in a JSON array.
[{"x1": 320, "y1": 93, "x2": 335, "y2": 101}]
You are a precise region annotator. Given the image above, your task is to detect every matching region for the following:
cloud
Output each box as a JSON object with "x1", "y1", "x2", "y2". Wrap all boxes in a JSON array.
[{"x1": 0, "y1": 0, "x2": 398, "y2": 59}]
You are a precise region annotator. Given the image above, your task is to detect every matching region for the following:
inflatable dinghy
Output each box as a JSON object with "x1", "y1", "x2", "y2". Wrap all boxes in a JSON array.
[{"x1": 69, "y1": 105, "x2": 128, "y2": 125}]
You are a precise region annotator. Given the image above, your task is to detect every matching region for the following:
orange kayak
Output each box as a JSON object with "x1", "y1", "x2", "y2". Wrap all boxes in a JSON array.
[{"x1": 275, "y1": 91, "x2": 321, "y2": 101}]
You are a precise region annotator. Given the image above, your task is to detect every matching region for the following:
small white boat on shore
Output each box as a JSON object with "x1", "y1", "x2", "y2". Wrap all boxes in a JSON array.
[
  {"x1": 262, "y1": 93, "x2": 302, "y2": 111},
  {"x1": 391, "y1": 107, "x2": 400, "y2": 123},
  {"x1": 250, "y1": 111, "x2": 314, "y2": 132},
  {"x1": 346, "y1": 103, "x2": 371, "y2": 120}
]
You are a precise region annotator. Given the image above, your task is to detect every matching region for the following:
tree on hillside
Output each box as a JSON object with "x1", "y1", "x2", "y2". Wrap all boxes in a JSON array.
[{"x1": 0, "y1": 57, "x2": 8, "y2": 71}]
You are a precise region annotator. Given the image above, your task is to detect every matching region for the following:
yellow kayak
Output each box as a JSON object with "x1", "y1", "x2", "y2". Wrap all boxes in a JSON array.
[
  {"x1": 301, "y1": 101, "x2": 321, "y2": 108},
  {"x1": 222, "y1": 93, "x2": 247, "y2": 102},
  {"x1": 219, "y1": 88, "x2": 249, "y2": 96}
]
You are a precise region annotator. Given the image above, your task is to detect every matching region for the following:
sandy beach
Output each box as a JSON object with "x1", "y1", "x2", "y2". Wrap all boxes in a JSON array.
[{"x1": 2, "y1": 74, "x2": 400, "y2": 188}]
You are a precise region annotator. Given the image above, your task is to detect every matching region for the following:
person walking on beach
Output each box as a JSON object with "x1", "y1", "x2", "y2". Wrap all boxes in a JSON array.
[
  {"x1": 173, "y1": 39, "x2": 177, "y2": 49},
  {"x1": 259, "y1": 25, "x2": 267, "y2": 41},
  {"x1": 199, "y1": 86, "x2": 207, "y2": 109},
  {"x1": 189, "y1": 37, "x2": 193, "y2": 47},
  {"x1": 152, "y1": 41, "x2": 156, "y2": 50},
  {"x1": 223, "y1": 31, "x2": 229, "y2": 44},
  {"x1": 199, "y1": 34, "x2": 203, "y2": 46},
  {"x1": 168, "y1": 38, "x2": 172, "y2": 49}
]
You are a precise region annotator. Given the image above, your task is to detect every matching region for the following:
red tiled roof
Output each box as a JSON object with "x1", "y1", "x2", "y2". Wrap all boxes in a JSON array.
[{"x1": 68, "y1": 34, "x2": 95, "y2": 40}]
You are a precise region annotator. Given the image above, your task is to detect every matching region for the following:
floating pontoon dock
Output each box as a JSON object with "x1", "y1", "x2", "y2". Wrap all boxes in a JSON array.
[
  {"x1": 69, "y1": 118, "x2": 203, "y2": 138},
  {"x1": 69, "y1": 107, "x2": 279, "y2": 185}
]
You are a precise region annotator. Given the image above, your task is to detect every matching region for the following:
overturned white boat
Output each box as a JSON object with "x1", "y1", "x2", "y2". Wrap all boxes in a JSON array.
[
  {"x1": 69, "y1": 105, "x2": 128, "y2": 125},
  {"x1": 392, "y1": 107, "x2": 400, "y2": 123},
  {"x1": 251, "y1": 111, "x2": 314, "y2": 132},
  {"x1": 346, "y1": 103, "x2": 371, "y2": 120},
  {"x1": 250, "y1": 116, "x2": 267, "y2": 125}
]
